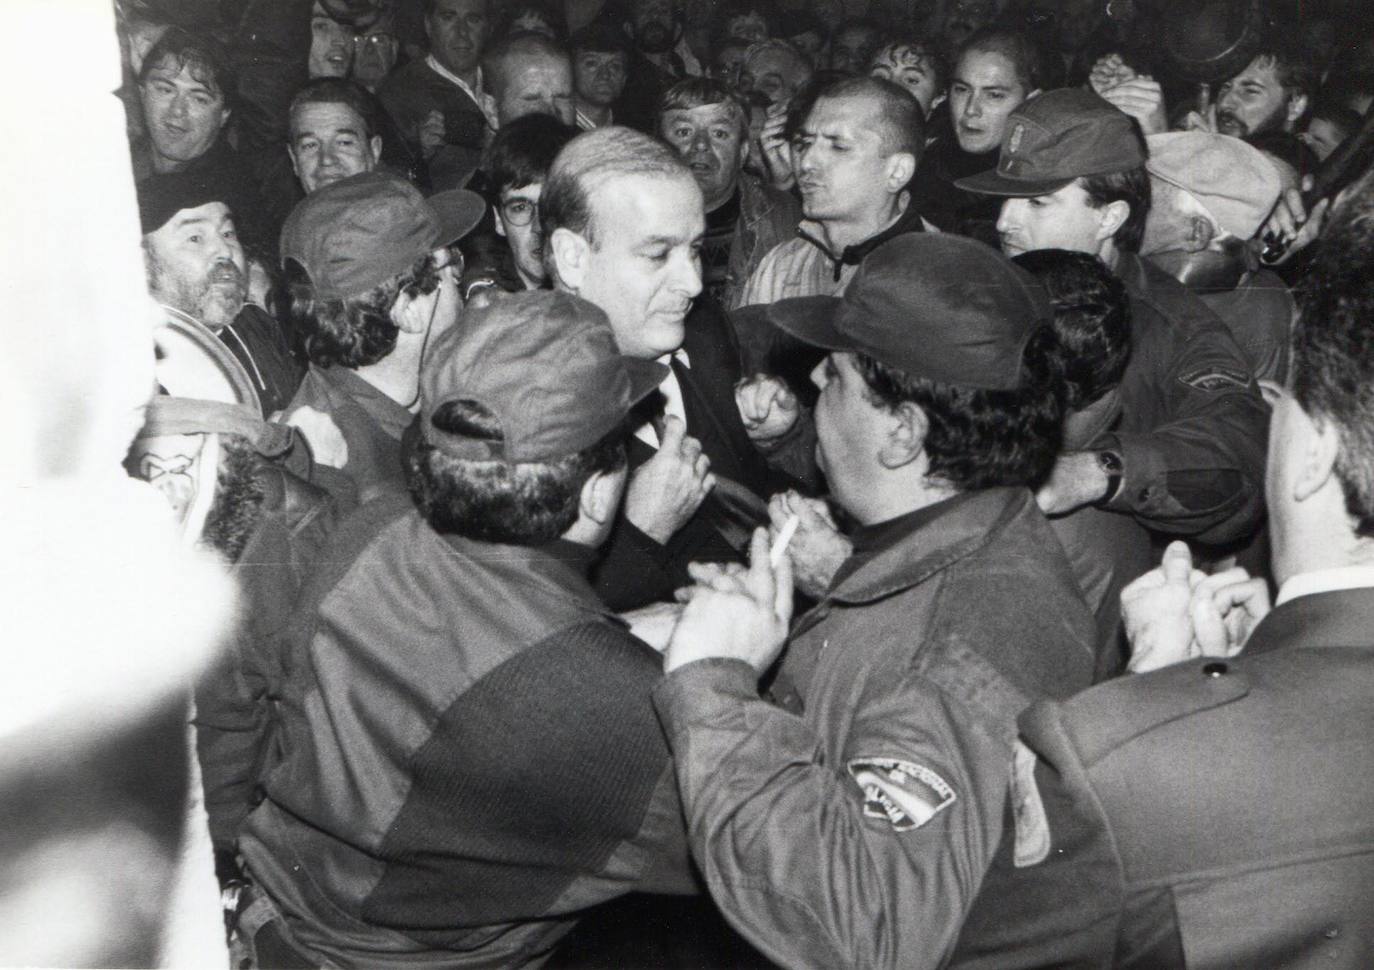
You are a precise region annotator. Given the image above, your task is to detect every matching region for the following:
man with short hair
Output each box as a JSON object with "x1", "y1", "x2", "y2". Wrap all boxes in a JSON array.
[
  {"x1": 465, "y1": 113, "x2": 579, "y2": 295},
  {"x1": 738, "y1": 38, "x2": 813, "y2": 105},
  {"x1": 570, "y1": 22, "x2": 629, "y2": 129},
  {"x1": 543, "y1": 126, "x2": 805, "y2": 608},
  {"x1": 828, "y1": 17, "x2": 882, "y2": 75},
  {"x1": 657, "y1": 77, "x2": 800, "y2": 309},
  {"x1": 618, "y1": 0, "x2": 701, "y2": 132},
  {"x1": 869, "y1": 38, "x2": 947, "y2": 119},
  {"x1": 308, "y1": 0, "x2": 355, "y2": 79},
  {"x1": 484, "y1": 31, "x2": 576, "y2": 127},
  {"x1": 287, "y1": 78, "x2": 384, "y2": 193},
  {"x1": 950, "y1": 175, "x2": 1374, "y2": 970},
  {"x1": 138, "y1": 172, "x2": 301, "y2": 415},
  {"x1": 960, "y1": 88, "x2": 1269, "y2": 547},
  {"x1": 910, "y1": 29, "x2": 1043, "y2": 246},
  {"x1": 136, "y1": 27, "x2": 272, "y2": 250},
  {"x1": 378, "y1": 0, "x2": 497, "y2": 190},
  {"x1": 351, "y1": 9, "x2": 400, "y2": 92},
  {"x1": 1195, "y1": 37, "x2": 1319, "y2": 146},
  {"x1": 736, "y1": 77, "x2": 932, "y2": 308},
  {"x1": 1142, "y1": 131, "x2": 1294, "y2": 383},
  {"x1": 237, "y1": 291, "x2": 700, "y2": 967},
  {"x1": 279, "y1": 171, "x2": 483, "y2": 500},
  {"x1": 654, "y1": 233, "x2": 1097, "y2": 970}
]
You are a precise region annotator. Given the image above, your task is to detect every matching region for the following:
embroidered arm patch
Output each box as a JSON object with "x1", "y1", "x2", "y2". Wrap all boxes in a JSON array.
[
  {"x1": 1011, "y1": 741, "x2": 1051, "y2": 867},
  {"x1": 1178, "y1": 365, "x2": 1251, "y2": 392},
  {"x1": 848, "y1": 757, "x2": 956, "y2": 832}
]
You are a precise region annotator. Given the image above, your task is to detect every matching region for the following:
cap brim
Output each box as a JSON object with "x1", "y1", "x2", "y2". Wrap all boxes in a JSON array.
[
  {"x1": 954, "y1": 170, "x2": 1076, "y2": 197},
  {"x1": 428, "y1": 188, "x2": 487, "y2": 247},
  {"x1": 764, "y1": 295, "x2": 853, "y2": 353},
  {"x1": 623, "y1": 357, "x2": 669, "y2": 406}
]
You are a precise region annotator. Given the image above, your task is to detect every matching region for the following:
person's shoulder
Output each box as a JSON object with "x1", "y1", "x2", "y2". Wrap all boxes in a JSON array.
[{"x1": 380, "y1": 58, "x2": 437, "y2": 90}]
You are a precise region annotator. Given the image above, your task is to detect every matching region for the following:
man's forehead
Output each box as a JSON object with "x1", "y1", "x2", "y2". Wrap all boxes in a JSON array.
[
  {"x1": 501, "y1": 181, "x2": 543, "y2": 201},
  {"x1": 665, "y1": 102, "x2": 742, "y2": 125},
  {"x1": 1233, "y1": 56, "x2": 1280, "y2": 85},
  {"x1": 166, "y1": 201, "x2": 233, "y2": 229},
  {"x1": 956, "y1": 50, "x2": 1017, "y2": 85},
  {"x1": 807, "y1": 95, "x2": 880, "y2": 131},
  {"x1": 291, "y1": 100, "x2": 368, "y2": 134},
  {"x1": 145, "y1": 57, "x2": 222, "y2": 95},
  {"x1": 593, "y1": 172, "x2": 703, "y2": 235},
  {"x1": 432, "y1": 0, "x2": 487, "y2": 16}
]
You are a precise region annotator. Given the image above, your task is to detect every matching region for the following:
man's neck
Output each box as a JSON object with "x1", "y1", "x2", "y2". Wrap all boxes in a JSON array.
[
  {"x1": 356, "y1": 337, "x2": 424, "y2": 412},
  {"x1": 576, "y1": 99, "x2": 612, "y2": 127},
  {"x1": 813, "y1": 194, "x2": 908, "y2": 254},
  {"x1": 150, "y1": 150, "x2": 190, "y2": 175},
  {"x1": 704, "y1": 177, "x2": 740, "y2": 215},
  {"x1": 848, "y1": 472, "x2": 956, "y2": 527}
]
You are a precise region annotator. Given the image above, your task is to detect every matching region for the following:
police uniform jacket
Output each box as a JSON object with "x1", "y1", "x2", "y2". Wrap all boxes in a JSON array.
[
  {"x1": 653, "y1": 486, "x2": 1097, "y2": 970},
  {"x1": 951, "y1": 586, "x2": 1374, "y2": 969},
  {"x1": 1100, "y1": 255, "x2": 1269, "y2": 546}
]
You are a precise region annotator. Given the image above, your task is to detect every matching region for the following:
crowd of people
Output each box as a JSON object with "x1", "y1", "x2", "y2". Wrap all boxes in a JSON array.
[{"x1": 16, "y1": 0, "x2": 1374, "y2": 965}]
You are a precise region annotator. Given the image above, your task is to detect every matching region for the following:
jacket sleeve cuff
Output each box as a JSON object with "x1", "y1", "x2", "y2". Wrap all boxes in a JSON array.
[
  {"x1": 1098, "y1": 432, "x2": 1170, "y2": 517},
  {"x1": 653, "y1": 658, "x2": 759, "y2": 740}
]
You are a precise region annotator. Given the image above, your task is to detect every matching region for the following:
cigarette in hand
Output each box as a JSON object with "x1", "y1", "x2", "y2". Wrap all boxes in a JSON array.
[{"x1": 769, "y1": 514, "x2": 799, "y2": 569}]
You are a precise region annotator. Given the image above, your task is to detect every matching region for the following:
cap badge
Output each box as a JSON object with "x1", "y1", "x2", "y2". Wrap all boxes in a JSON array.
[{"x1": 1008, "y1": 122, "x2": 1025, "y2": 155}]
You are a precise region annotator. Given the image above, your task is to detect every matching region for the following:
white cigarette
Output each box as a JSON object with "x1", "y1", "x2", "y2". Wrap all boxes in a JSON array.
[{"x1": 769, "y1": 514, "x2": 800, "y2": 569}]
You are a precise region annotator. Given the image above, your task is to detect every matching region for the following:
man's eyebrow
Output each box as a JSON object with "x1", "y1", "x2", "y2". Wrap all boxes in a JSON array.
[{"x1": 170, "y1": 215, "x2": 214, "y2": 229}]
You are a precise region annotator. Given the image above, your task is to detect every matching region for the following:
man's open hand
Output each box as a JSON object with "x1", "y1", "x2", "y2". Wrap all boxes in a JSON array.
[{"x1": 664, "y1": 528, "x2": 794, "y2": 674}]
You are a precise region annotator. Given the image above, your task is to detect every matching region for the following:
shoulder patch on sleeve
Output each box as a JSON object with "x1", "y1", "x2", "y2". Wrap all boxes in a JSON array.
[
  {"x1": 1011, "y1": 741, "x2": 1050, "y2": 867},
  {"x1": 1178, "y1": 365, "x2": 1252, "y2": 392},
  {"x1": 848, "y1": 757, "x2": 956, "y2": 832}
]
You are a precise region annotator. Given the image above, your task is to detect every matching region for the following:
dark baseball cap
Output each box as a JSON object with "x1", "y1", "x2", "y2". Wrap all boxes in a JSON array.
[
  {"x1": 764, "y1": 234, "x2": 1051, "y2": 390},
  {"x1": 419, "y1": 290, "x2": 667, "y2": 463},
  {"x1": 955, "y1": 88, "x2": 1147, "y2": 198},
  {"x1": 280, "y1": 171, "x2": 485, "y2": 300}
]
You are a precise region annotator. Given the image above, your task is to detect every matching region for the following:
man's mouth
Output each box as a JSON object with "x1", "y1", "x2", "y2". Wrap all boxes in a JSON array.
[
  {"x1": 208, "y1": 265, "x2": 243, "y2": 286},
  {"x1": 797, "y1": 179, "x2": 824, "y2": 193},
  {"x1": 1215, "y1": 111, "x2": 1247, "y2": 136},
  {"x1": 999, "y1": 236, "x2": 1025, "y2": 256},
  {"x1": 160, "y1": 121, "x2": 189, "y2": 138}
]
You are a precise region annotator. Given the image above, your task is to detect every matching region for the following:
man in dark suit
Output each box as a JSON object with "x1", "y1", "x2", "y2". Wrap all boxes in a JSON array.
[
  {"x1": 542, "y1": 125, "x2": 804, "y2": 609},
  {"x1": 949, "y1": 177, "x2": 1374, "y2": 969}
]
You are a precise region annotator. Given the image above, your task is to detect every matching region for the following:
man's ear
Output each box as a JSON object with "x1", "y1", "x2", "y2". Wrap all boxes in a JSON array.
[
  {"x1": 579, "y1": 467, "x2": 622, "y2": 525},
  {"x1": 1187, "y1": 214, "x2": 1215, "y2": 250},
  {"x1": 1294, "y1": 408, "x2": 1340, "y2": 503},
  {"x1": 1287, "y1": 92, "x2": 1310, "y2": 127},
  {"x1": 369, "y1": 135, "x2": 383, "y2": 160},
  {"x1": 884, "y1": 151, "x2": 917, "y2": 192},
  {"x1": 548, "y1": 226, "x2": 589, "y2": 289},
  {"x1": 1095, "y1": 199, "x2": 1131, "y2": 243},
  {"x1": 217, "y1": 107, "x2": 231, "y2": 134},
  {"x1": 494, "y1": 211, "x2": 508, "y2": 238},
  {"x1": 287, "y1": 144, "x2": 302, "y2": 180},
  {"x1": 878, "y1": 401, "x2": 927, "y2": 469},
  {"x1": 928, "y1": 91, "x2": 947, "y2": 113}
]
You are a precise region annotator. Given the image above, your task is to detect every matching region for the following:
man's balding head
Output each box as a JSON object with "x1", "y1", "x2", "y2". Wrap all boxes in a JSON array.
[
  {"x1": 542, "y1": 127, "x2": 704, "y2": 358},
  {"x1": 816, "y1": 76, "x2": 925, "y2": 160},
  {"x1": 486, "y1": 32, "x2": 575, "y2": 126}
]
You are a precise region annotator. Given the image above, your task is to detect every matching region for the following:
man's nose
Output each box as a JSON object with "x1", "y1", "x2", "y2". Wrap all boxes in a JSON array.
[
  {"x1": 995, "y1": 199, "x2": 1020, "y2": 233},
  {"x1": 810, "y1": 358, "x2": 828, "y2": 391},
  {"x1": 963, "y1": 94, "x2": 982, "y2": 119},
  {"x1": 168, "y1": 93, "x2": 189, "y2": 120},
  {"x1": 672, "y1": 249, "x2": 703, "y2": 299},
  {"x1": 690, "y1": 129, "x2": 711, "y2": 152}
]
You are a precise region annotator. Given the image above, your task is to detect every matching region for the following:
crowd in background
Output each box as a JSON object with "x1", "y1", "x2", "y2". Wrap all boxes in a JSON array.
[{"x1": 6, "y1": 0, "x2": 1374, "y2": 966}]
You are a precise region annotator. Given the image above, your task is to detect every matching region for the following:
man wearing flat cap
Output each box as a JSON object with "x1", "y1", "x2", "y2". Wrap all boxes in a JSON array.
[
  {"x1": 1141, "y1": 131, "x2": 1294, "y2": 384},
  {"x1": 653, "y1": 234, "x2": 1097, "y2": 970},
  {"x1": 237, "y1": 291, "x2": 699, "y2": 966},
  {"x1": 959, "y1": 88, "x2": 1270, "y2": 550},
  {"x1": 278, "y1": 170, "x2": 484, "y2": 500},
  {"x1": 139, "y1": 170, "x2": 303, "y2": 415}
]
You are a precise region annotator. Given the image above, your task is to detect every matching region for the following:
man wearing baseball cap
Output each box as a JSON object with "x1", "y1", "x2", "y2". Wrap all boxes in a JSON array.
[
  {"x1": 958, "y1": 88, "x2": 1269, "y2": 550},
  {"x1": 278, "y1": 170, "x2": 484, "y2": 500},
  {"x1": 653, "y1": 234, "x2": 1097, "y2": 970},
  {"x1": 1141, "y1": 131, "x2": 1293, "y2": 383},
  {"x1": 237, "y1": 291, "x2": 701, "y2": 967}
]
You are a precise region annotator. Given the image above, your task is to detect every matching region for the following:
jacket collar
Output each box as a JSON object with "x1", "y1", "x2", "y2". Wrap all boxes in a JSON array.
[
  {"x1": 797, "y1": 201, "x2": 926, "y2": 281},
  {"x1": 438, "y1": 531, "x2": 623, "y2": 626},
  {"x1": 825, "y1": 487, "x2": 1031, "y2": 606},
  {"x1": 1243, "y1": 586, "x2": 1374, "y2": 656}
]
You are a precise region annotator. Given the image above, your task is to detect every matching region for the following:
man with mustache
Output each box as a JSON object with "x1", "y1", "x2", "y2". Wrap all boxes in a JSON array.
[
  {"x1": 618, "y1": 0, "x2": 701, "y2": 132},
  {"x1": 657, "y1": 77, "x2": 800, "y2": 309},
  {"x1": 1189, "y1": 36, "x2": 1318, "y2": 154},
  {"x1": 139, "y1": 172, "x2": 302, "y2": 416}
]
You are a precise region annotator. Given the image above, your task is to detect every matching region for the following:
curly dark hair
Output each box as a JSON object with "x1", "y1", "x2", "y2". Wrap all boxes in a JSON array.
[
  {"x1": 1013, "y1": 249, "x2": 1131, "y2": 411},
  {"x1": 852, "y1": 325, "x2": 1065, "y2": 491},
  {"x1": 406, "y1": 399, "x2": 626, "y2": 545},
  {"x1": 285, "y1": 254, "x2": 440, "y2": 369},
  {"x1": 1293, "y1": 171, "x2": 1374, "y2": 537}
]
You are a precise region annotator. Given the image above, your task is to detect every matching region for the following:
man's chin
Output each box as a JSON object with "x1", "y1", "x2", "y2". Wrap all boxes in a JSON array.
[{"x1": 199, "y1": 292, "x2": 246, "y2": 329}]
